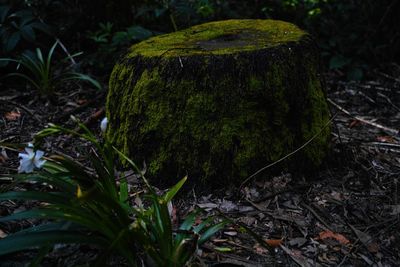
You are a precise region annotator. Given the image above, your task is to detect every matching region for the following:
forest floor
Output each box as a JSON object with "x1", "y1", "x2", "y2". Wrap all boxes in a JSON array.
[{"x1": 0, "y1": 65, "x2": 399, "y2": 266}]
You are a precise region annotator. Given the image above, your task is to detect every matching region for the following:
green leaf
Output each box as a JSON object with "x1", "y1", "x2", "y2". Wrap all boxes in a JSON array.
[
  {"x1": 0, "y1": 230, "x2": 107, "y2": 256},
  {"x1": 50, "y1": 155, "x2": 94, "y2": 187},
  {"x1": 5, "y1": 72, "x2": 40, "y2": 90},
  {"x1": 214, "y1": 246, "x2": 232, "y2": 252},
  {"x1": 9, "y1": 172, "x2": 76, "y2": 193},
  {"x1": 0, "y1": 5, "x2": 11, "y2": 23},
  {"x1": 46, "y1": 41, "x2": 58, "y2": 76},
  {"x1": 126, "y1": 26, "x2": 153, "y2": 41},
  {"x1": 347, "y1": 67, "x2": 363, "y2": 81},
  {"x1": 0, "y1": 191, "x2": 71, "y2": 204},
  {"x1": 0, "y1": 208, "x2": 106, "y2": 233},
  {"x1": 113, "y1": 147, "x2": 155, "y2": 194},
  {"x1": 20, "y1": 24, "x2": 36, "y2": 42},
  {"x1": 172, "y1": 236, "x2": 198, "y2": 266},
  {"x1": 119, "y1": 179, "x2": 129, "y2": 204},
  {"x1": 13, "y1": 222, "x2": 81, "y2": 235},
  {"x1": 35, "y1": 47, "x2": 44, "y2": 65},
  {"x1": 64, "y1": 73, "x2": 102, "y2": 90},
  {"x1": 30, "y1": 22, "x2": 52, "y2": 35},
  {"x1": 329, "y1": 55, "x2": 351, "y2": 69},
  {"x1": 198, "y1": 221, "x2": 228, "y2": 245},
  {"x1": 179, "y1": 209, "x2": 200, "y2": 231},
  {"x1": 5, "y1": 32, "x2": 20, "y2": 52},
  {"x1": 193, "y1": 216, "x2": 214, "y2": 233},
  {"x1": 163, "y1": 176, "x2": 186, "y2": 203},
  {"x1": 89, "y1": 151, "x2": 117, "y2": 199}
]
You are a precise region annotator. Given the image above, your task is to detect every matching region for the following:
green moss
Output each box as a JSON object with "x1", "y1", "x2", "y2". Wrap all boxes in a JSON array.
[
  {"x1": 299, "y1": 59, "x2": 331, "y2": 165},
  {"x1": 107, "y1": 19, "x2": 331, "y2": 185},
  {"x1": 128, "y1": 19, "x2": 307, "y2": 57}
]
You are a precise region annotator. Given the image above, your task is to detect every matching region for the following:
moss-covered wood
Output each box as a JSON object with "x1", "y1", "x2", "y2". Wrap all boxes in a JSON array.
[{"x1": 106, "y1": 19, "x2": 331, "y2": 185}]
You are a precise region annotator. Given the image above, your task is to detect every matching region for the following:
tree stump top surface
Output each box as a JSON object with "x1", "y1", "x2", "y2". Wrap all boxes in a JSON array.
[{"x1": 128, "y1": 19, "x2": 307, "y2": 57}]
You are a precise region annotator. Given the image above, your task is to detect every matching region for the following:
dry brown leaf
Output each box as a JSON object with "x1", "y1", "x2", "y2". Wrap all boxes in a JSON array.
[
  {"x1": 376, "y1": 135, "x2": 396, "y2": 143},
  {"x1": 367, "y1": 242, "x2": 379, "y2": 253},
  {"x1": 349, "y1": 119, "x2": 361, "y2": 128},
  {"x1": 253, "y1": 243, "x2": 269, "y2": 255},
  {"x1": 77, "y1": 99, "x2": 88, "y2": 105},
  {"x1": 316, "y1": 230, "x2": 350, "y2": 245},
  {"x1": 265, "y1": 238, "x2": 283, "y2": 247},
  {"x1": 4, "y1": 110, "x2": 21, "y2": 120},
  {"x1": 280, "y1": 245, "x2": 311, "y2": 267}
]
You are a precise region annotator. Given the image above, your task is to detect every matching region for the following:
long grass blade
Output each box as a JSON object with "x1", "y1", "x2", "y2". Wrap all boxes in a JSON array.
[
  {"x1": 0, "y1": 191, "x2": 71, "y2": 204},
  {"x1": 46, "y1": 41, "x2": 58, "y2": 75},
  {"x1": 0, "y1": 230, "x2": 107, "y2": 256},
  {"x1": 5, "y1": 73, "x2": 40, "y2": 91},
  {"x1": 163, "y1": 176, "x2": 186, "y2": 203},
  {"x1": 113, "y1": 147, "x2": 155, "y2": 194},
  {"x1": 198, "y1": 221, "x2": 228, "y2": 245},
  {"x1": 65, "y1": 72, "x2": 102, "y2": 90}
]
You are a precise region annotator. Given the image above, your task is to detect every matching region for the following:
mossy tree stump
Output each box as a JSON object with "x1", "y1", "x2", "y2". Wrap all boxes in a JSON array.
[{"x1": 106, "y1": 19, "x2": 331, "y2": 185}]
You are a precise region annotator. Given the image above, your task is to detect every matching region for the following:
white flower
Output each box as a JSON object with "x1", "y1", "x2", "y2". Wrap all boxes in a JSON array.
[
  {"x1": 100, "y1": 117, "x2": 108, "y2": 133},
  {"x1": 18, "y1": 147, "x2": 46, "y2": 173}
]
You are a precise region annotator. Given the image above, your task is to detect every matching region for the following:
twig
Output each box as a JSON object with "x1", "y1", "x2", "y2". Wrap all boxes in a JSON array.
[
  {"x1": 374, "y1": 70, "x2": 400, "y2": 84},
  {"x1": 244, "y1": 184, "x2": 311, "y2": 207},
  {"x1": 70, "y1": 107, "x2": 104, "y2": 134},
  {"x1": 300, "y1": 203, "x2": 333, "y2": 232},
  {"x1": 377, "y1": 92, "x2": 400, "y2": 111},
  {"x1": 54, "y1": 91, "x2": 106, "y2": 122},
  {"x1": 327, "y1": 98, "x2": 399, "y2": 136},
  {"x1": 239, "y1": 113, "x2": 337, "y2": 189}
]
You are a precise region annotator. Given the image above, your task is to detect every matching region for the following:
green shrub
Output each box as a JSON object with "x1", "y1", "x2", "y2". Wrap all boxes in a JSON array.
[
  {"x1": 0, "y1": 3, "x2": 50, "y2": 59},
  {"x1": 0, "y1": 119, "x2": 229, "y2": 266},
  {"x1": 85, "y1": 22, "x2": 155, "y2": 72},
  {"x1": 0, "y1": 41, "x2": 101, "y2": 96}
]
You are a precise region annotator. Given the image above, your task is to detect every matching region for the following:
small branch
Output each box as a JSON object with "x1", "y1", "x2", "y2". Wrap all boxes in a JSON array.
[
  {"x1": 327, "y1": 98, "x2": 399, "y2": 136},
  {"x1": 301, "y1": 203, "x2": 333, "y2": 232},
  {"x1": 54, "y1": 91, "x2": 106, "y2": 122}
]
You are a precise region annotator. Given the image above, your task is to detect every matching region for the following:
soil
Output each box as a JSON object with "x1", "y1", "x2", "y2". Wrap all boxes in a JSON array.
[{"x1": 0, "y1": 65, "x2": 399, "y2": 266}]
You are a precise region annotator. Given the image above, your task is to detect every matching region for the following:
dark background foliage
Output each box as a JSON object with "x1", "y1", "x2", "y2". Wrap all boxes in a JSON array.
[{"x1": 1, "y1": 0, "x2": 399, "y2": 79}]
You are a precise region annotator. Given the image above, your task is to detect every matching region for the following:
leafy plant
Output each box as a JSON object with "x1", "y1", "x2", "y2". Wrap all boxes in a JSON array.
[
  {"x1": 0, "y1": 119, "x2": 228, "y2": 266},
  {"x1": 0, "y1": 41, "x2": 101, "y2": 96},
  {"x1": 0, "y1": 3, "x2": 50, "y2": 55},
  {"x1": 86, "y1": 22, "x2": 155, "y2": 73}
]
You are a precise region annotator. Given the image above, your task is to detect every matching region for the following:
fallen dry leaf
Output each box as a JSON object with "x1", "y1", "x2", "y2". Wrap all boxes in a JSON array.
[
  {"x1": 265, "y1": 238, "x2": 283, "y2": 247},
  {"x1": 376, "y1": 135, "x2": 396, "y2": 143},
  {"x1": 4, "y1": 110, "x2": 21, "y2": 120},
  {"x1": 197, "y1": 202, "x2": 218, "y2": 210},
  {"x1": 289, "y1": 237, "x2": 307, "y2": 247},
  {"x1": 253, "y1": 243, "x2": 269, "y2": 255},
  {"x1": 349, "y1": 119, "x2": 361, "y2": 128},
  {"x1": 280, "y1": 245, "x2": 311, "y2": 267},
  {"x1": 367, "y1": 242, "x2": 380, "y2": 253},
  {"x1": 77, "y1": 99, "x2": 88, "y2": 105},
  {"x1": 349, "y1": 224, "x2": 372, "y2": 245},
  {"x1": 316, "y1": 230, "x2": 350, "y2": 245},
  {"x1": 223, "y1": 231, "x2": 237, "y2": 236}
]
